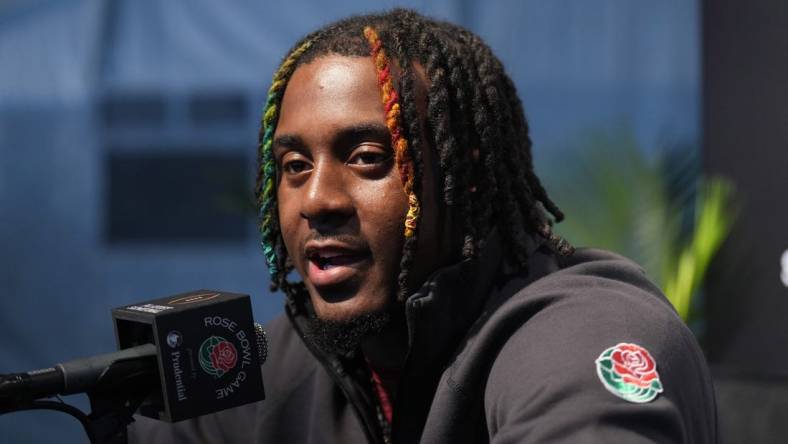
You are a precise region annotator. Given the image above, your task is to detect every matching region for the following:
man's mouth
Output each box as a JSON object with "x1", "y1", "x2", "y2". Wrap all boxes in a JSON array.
[
  {"x1": 305, "y1": 245, "x2": 370, "y2": 288},
  {"x1": 311, "y1": 253, "x2": 365, "y2": 270}
]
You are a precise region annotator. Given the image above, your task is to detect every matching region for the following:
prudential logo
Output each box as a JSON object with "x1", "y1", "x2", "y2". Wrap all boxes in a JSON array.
[{"x1": 166, "y1": 331, "x2": 183, "y2": 348}]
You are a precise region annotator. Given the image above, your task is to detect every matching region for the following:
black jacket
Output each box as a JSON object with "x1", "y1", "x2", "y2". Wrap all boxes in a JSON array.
[{"x1": 130, "y1": 235, "x2": 717, "y2": 443}]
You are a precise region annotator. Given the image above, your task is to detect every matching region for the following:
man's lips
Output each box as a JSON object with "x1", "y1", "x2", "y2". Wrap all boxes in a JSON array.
[{"x1": 304, "y1": 242, "x2": 371, "y2": 288}]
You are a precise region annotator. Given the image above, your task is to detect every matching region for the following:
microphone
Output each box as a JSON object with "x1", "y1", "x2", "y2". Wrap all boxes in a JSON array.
[
  {"x1": 0, "y1": 343, "x2": 158, "y2": 401},
  {"x1": 0, "y1": 290, "x2": 267, "y2": 423}
]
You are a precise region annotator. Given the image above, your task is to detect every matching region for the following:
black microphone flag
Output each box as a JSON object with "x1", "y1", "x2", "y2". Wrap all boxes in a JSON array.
[
  {"x1": 0, "y1": 290, "x2": 266, "y2": 423},
  {"x1": 113, "y1": 290, "x2": 266, "y2": 422}
]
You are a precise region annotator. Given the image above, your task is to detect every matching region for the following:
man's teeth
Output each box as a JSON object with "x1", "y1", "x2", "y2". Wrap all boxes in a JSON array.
[
  {"x1": 319, "y1": 255, "x2": 341, "y2": 265},
  {"x1": 313, "y1": 253, "x2": 358, "y2": 270},
  {"x1": 313, "y1": 256, "x2": 333, "y2": 270}
]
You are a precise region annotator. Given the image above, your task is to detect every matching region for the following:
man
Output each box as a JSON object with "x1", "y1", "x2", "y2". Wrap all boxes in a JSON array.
[{"x1": 132, "y1": 9, "x2": 717, "y2": 443}]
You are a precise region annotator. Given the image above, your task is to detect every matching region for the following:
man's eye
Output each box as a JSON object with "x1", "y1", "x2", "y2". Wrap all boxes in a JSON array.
[
  {"x1": 282, "y1": 160, "x2": 309, "y2": 174},
  {"x1": 348, "y1": 151, "x2": 389, "y2": 166}
]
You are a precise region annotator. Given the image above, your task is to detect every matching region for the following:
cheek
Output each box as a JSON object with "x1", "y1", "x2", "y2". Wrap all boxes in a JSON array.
[
  {"x1": 358, "y1": 180, "x2": 409, "y2": 264},
  {"x1": 276, "y1": 190, "x2": 301, "y2": 266}
]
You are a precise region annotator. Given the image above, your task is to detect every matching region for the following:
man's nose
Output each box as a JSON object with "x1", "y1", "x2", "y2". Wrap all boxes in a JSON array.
[{"x1": 299, "y1": 161, "x2": 354, "y2": 229}]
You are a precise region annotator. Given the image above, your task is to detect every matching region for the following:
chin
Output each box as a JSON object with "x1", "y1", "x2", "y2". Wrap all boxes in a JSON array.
[
  {"x1": 308, "y1": 284, "x2": 393, "y2": 323},
  {"x1": 304, "y1": 302, "x2": 393, "y2": 357}
]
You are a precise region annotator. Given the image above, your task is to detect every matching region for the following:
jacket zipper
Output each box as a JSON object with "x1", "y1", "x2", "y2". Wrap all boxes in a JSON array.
[{"x1": 285, "y1": 307, "x2": 385, "y2": 444}]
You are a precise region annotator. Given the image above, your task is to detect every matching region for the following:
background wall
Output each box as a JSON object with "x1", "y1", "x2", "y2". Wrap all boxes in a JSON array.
[
  {"x1": 703, "y1": 1, "x2": 788, "y2": 441},
  {"x1": 0, "y1": 1, "x2": 700, "y2": 442}
]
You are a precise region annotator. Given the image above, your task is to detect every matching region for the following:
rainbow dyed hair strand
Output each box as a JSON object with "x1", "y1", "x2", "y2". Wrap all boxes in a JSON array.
[
  {"x1": 258, "y1": 40, "x2": 313, "y2": 282},
  {"x1": 363, "y1": 26, "x2": 421, "y2": 239}
]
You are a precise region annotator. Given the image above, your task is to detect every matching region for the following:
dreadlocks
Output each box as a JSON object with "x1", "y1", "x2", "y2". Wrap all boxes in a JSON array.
[{"x1": 256, "y1": 9, "x2": 572, "y2": 303}]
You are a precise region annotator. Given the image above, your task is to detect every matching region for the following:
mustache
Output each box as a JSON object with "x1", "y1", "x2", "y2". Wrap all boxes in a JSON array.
[{"x1": 302, "y1": 232, "x2": 369, "y2": 249}]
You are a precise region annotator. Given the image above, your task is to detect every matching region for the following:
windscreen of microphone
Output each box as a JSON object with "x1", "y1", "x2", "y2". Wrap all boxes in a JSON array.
[{"x1": 253, "y1": 323, "x2": 268, "y2": 365}]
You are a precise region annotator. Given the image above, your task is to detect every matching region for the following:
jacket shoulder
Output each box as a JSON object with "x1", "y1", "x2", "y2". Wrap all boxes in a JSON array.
[{"x1": 482, "y1": 248, "x2": 717, "y2": 443}]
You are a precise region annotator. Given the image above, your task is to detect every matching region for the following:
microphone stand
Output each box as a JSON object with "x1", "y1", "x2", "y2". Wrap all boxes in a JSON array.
[{"x1": 0, "y1": 355, "x2": 159, "y2": 444}]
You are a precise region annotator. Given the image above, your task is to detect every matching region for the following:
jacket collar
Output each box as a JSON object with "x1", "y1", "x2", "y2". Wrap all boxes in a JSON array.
[
  {"x1": 401, "y1": 229, "x2": 542, "y2": 372},
  {"x1": 284, "y1": 229, "x2": 550, "y2": 443}
]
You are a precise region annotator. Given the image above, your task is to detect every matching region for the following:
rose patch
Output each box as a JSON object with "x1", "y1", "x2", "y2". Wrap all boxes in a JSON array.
[
  {"x1": 199, "y1": 335, "x2": 238, "y2": 378},
  {"x1": 595, "y1": 342, "x2": 663, "y2": 403}
]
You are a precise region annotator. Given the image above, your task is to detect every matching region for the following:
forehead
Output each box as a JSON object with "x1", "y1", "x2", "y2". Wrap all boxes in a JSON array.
[{"x1": 276, "y1": 55, "x2": 384, "y2": 137}]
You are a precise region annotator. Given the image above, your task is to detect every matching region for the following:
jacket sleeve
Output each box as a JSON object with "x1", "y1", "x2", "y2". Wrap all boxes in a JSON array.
[{"x1": 483, "y1": 263, "x2": 717, "y2": 444}]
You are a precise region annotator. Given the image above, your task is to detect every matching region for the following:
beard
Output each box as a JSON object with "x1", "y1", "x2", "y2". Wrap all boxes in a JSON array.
[{"x1": 305, "y1": 310, "x2": 392, "y2": 357}]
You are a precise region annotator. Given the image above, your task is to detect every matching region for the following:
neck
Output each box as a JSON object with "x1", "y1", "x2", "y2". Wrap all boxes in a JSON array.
[{"x1": 361, "y1": 307, "x2": 408, "y2": 394}]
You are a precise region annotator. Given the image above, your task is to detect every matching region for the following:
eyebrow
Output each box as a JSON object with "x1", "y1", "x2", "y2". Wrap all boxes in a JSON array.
[
  {"x1": 335, "y1": 122, "x2": 391, "y2": 149},
  {"x1": 272, "y1": 133, "x2": 305, "y2": 151},
  {"x1": 273, "y1": 122, "x2": 391, "y2": 153}
]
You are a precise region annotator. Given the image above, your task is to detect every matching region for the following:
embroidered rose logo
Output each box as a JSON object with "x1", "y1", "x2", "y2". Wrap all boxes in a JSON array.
[
  {"x1": 199, "y1": 336, "x2": 238, "y2": 378},
  {"x1": 595, "y1": 342, "x2": 663, "y2": 403}
]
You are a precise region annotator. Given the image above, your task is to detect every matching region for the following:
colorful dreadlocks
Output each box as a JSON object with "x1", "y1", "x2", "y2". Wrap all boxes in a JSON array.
[
  {"x1": 258, "y1": 40, "x2": 312, "y2": 280},
  {"x1": 363, "y1": 26, "x2": 420, "y2": 238},
  {"x1": 255, "y1": 9, "x2": 572, "y2": 301}
]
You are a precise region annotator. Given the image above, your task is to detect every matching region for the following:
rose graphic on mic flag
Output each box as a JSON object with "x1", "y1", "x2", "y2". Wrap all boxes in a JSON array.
[
  {"x1": 199, "y1": 336, "x2": 238, "y2": 378},
  {"x1": 595, "y1": 342, "x2": 663, "y2": 403}
]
